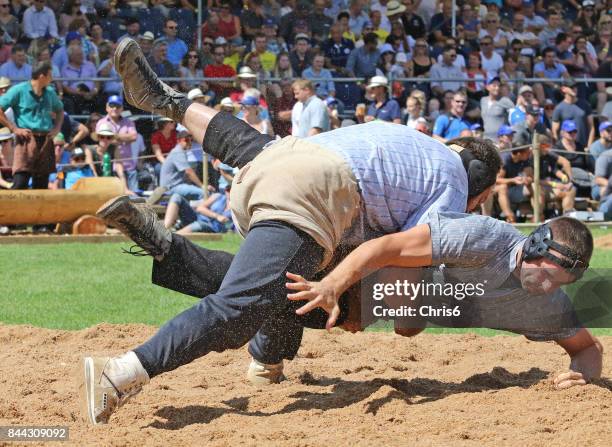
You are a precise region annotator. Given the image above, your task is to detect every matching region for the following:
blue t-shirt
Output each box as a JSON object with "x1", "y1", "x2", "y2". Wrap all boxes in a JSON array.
[
  {"x1": 366, "y1": 99, "x2": 401, "y2": 123},
  {"x1": 432, "y1": 114, "x2": 470, "y2": 140},
  {"x1": 533, "y1": 61, "x2": 567, "y2": 79}
]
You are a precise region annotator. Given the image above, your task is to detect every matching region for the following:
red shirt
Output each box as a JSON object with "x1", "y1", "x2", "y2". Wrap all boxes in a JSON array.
[
  {"x1": 204, "y1": 64, "x2": 236, "y2": 78},
  {"x1": 151, "y1": 130, "x2": 177, "y2": 155}
]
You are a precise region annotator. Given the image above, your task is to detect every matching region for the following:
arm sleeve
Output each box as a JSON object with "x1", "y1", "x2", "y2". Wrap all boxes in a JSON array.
[
  {"x1": 427, "y1": 212, "x2": 517, "y2": 267},
  {"x1": 311, "y1": 102, "x2": 329, "y2": 130},
  {"x1": 390, "y1": 101, "x2": 401, "y2": 120},
  {"x1": 174, "y1": 151, "x2": 191, "y2": 172},
  {"x1": 552, "y1": 106, "x2": 562, "y2": 123},
  {"x1": 432, "y1": 114, "x2": 448, "y2": 136},
  {"x1": 346, "y1": 49, "x2": 356, "y2": 74},
  {"x1": 595, "y1": 155, "x2": 611, "y2": 178},
  {"x1": 0, "y1": 86, "x2": 16, "y2": 111}
]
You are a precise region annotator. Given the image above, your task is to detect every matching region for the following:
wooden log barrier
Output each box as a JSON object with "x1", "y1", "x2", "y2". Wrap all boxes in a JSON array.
[{"x1": 0, "y1": 178, "x2": 123, "y2": 225}]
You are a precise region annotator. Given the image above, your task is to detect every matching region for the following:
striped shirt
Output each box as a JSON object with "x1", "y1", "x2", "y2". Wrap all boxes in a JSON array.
[
  {"x1": 306, "y1": 122, "x2": 468, "y2": 243},
  {"x1": 426, "y1": 212, "x2": 579, "y2": 341}
]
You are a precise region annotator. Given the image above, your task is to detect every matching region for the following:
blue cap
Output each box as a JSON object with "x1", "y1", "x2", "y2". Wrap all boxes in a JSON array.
[
  {"x1": 65, "y1": 31, "x2": 82, "y2": 44},
  {"x1": 561, "y1": 120, "x2": 578, "y2": 133},
  {"x1": 599, "y1": 121, "x2": 612, "y2": 133},
  {"x1": 470, "y1": 123, "x2": 482, "y2": 131},
  {"x1": 486, "y1": 74, "x2": 501, "y2": 85},
  {"x1": 107, "y1": 95, "x2": 123, "y2": 106},
  {"x1": 522, "y1": 0, "x2": 534, "y2": 6},
  {"x1": 263, "y1": 18, "x2": 277, "y2": 27},
  {"x1": 325, "y1": 96, "x2": 338, "y2": 106},
  {"x1": 240, "y1": 95, "x2": 259, "y2": 106},
  {"x1": 497, "y1": 125, "x2": 515, "y2": 137}
]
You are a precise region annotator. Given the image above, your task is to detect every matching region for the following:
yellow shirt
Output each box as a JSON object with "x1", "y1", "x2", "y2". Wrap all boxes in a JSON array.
[
  {"x1": 257, "y1": 51, "x2": 277, "y2": 72},
  {"x1": 343, "y1": 31, "x2": 356, "y2": 42},
  {"x1": 374, "y1": 29, "x2": 389, "y2": 45},
  {"x1": 224, "y1": 53, "x2": 241, "y2": 70}
]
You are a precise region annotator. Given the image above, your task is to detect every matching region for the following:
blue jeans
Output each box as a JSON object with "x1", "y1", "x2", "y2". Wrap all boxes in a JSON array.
[
  {"x1": 599, "y1": 195, "x2": 612, "y2": 220},
  {"x1": 169, "y1": 183, "x2": 204, "y2": 201},
  {"x1": 135, "y1": 221, "x2": 325, "y2": 377}
]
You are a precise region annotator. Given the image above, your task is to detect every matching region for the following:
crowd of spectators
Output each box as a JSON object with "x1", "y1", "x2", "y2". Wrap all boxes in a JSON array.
[{"x1": 0, "y1": 0, "x2": 612, "y2": 233}]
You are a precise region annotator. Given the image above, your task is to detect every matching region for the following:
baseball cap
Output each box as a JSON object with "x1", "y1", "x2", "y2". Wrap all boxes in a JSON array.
[
  {"x1": 518, "y1": 85, "x2": 533, "y2": 95},
  {"x1": 176, "y1": 124, "x2": 191, "y2": 138},
  {"x1": 367, "y1": 75, "x2": 389, "y2": 89},
  {"x1": 214, "y1": 36, "x2": 228, "y2": 45},
  {"x1": 294, "y1": 33, "x2": 310, "y2": 42},
  {"x1": 582, "y1": 0, "x2": 595, "y2": 7},
  {"x1": 240, "y1": 95, "x2": 259, "y2": 106},
  {"x1": 140, "y1": 31, "x2": 155, "y2": 41},
  {"x1": 296, "y1": 0, "x2": 310, "y2": 10},
  {"x1": 522, "y1": 0, "x2": 534, "y2": 6},
  {"x1": 263, "y1": 18, "x2": 277, "y2": 27},
  {"x1": 0, "y1": 76, "x2": 10, "y2": 89},
  {"x1": 325, "y1": 96, "x2": 338, "y2": 106},
  {"x1": 220, "y1": 97, "x2": 234, "y2": 107},
  {"x1": 379, "y1": 43, "x2": 395, "y2": 55},
  {"x1": 599, "y1": 121, "x2": 612, "y2": 133},
  {"x1": 497, "y1": 125, "x2": 515, "y2": 137},
  {"x1": 561, "y1": 120, "x2": 578, "y2": 133},
  {"x1": 470, "y1": 123, "x2": 482, "y2": 131},
  {"x1": 107, "y1": 95, "x2": 123, "y2": 106},
  {"x1": 65, "y1": 31, "x2": 82, "y2": 45},
  {"x1": 237, "y1": 66, "x2": 257, "y2": 79},
  {"x1": 525, "y1": 105, "x2": 540, "y2": 115},
  {"x1": 486, "y1": 74, "x2": 501, "y2": 85},
  {"x1": 395, "y1": 52, "x2": 407, "y2": 63},
  {"x1": 71, "y1": 147, "x2": 85, "y2": 159},
  {"x1": 295, "y1": 19, "x2": 309, "y2": 29},
  {"x1": 52, "y1": 132, "x2": 65, "y2": 143},
  {"x1": 97, "y1": 122, "x2": 116, "y2": 136}
]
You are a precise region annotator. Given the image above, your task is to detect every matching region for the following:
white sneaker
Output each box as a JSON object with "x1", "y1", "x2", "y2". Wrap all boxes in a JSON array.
[
  {"x1": 80, "y1": 352, "x2": 149, "y2": 425},
  {"x1": 246, "y1": 358, "x2": 285, "y2": 385}
]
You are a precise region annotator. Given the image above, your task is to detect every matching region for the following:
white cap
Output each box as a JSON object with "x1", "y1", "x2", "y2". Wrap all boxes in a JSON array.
[
  {"x1": 237, "y1": 66, "x2": 257, "y2": 79},
  {"x1": 214, "y1": 36, "x2": 228, "y2": 45},
  {"x1": 367, "y1": 75, "x2": 389, "y2": 89},
  {"x1": 97, "y1": 122, "x2": 116, "y2": 136},
  {"x1": 395, "y1": 52, "x2": 407, "y2": 63},
  {"x1": 220, "y1": 97, "x2": 234, "y2": 107},
  {"x1": 187, "y1": 88, "x2": 205, "y2": 100},
  {"x1": 379, "y1": 43, "x2": 395, "y2": 55}
]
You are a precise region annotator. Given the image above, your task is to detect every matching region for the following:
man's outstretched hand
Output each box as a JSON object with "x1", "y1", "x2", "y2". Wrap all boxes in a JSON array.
[
  {"x1": 553, "y1": 371, "x2": 587, "y2": 389},
  {"x1": 286, "y1": 272, "x2": 341, "y2": 330}
]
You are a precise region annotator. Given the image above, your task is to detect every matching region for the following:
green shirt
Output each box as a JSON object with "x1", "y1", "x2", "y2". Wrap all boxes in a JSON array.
[{"x1": 0, "y1": 81, "x2": 63, "y2": 132}]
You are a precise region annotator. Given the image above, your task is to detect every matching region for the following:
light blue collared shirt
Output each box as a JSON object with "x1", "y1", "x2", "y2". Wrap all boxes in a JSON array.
[{"x1": 306, "y1": 121, "x2": 468, "y2": 243}]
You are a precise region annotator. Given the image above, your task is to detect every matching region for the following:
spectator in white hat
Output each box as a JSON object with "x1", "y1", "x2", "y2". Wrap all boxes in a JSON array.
[{"x1": 365, "y1": 75, "x2": 401, "y2": 124}]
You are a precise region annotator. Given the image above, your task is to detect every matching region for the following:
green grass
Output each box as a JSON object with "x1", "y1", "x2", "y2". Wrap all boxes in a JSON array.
[{"x1": 1, "y1": 231, "x2": 611, "y2": 336}]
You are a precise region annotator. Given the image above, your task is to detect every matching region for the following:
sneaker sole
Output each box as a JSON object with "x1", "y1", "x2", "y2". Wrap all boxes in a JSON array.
[
  {"x1": 96, "y1": 196, "x2": 130, "y2": 220},
  {"x1": 82, "y1": 357, "x2": 98, "y2": 425}
]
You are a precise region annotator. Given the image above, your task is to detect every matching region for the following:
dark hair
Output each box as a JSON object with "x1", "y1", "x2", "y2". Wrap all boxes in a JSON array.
[
  {"x1": 447, "y1": 137, "x2": 501, "y2": 197},
  {"x1": 542, "y1": 47, "x2": 555, "y2": 57},
  {"x1": 337, "y1": 11, "x2": 349, "y2": 21},
  {"x1": 549, "y1": 217, "x2": 594, "y2": 265},
  {"x1": 182, "y1": 48, "x2": 201, "y2": 68},
  {"x1": 164, "y1": 17, "x2": 177, "y2": 28},
  {"x1": 443, "y1": 44, "x2": 455, "y2": 53},
  {"x1": 68, "y1": 17, "x2": 87, "y2": 32},
  {"x1": 11, "y1": 44, "x2": 25, "y2": 54},
  {"x1": 32, "y1": 61, "x2": 52, "y2": 79},
  {"x1": 363, "y1": 32, "x2": 378, "y2": 46},
  {"x1": 555, "y1": 32, "x2": 568, "y2": 45}
]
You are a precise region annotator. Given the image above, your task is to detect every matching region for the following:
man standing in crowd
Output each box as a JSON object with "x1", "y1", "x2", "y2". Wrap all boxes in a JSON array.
[
  {"x1": 509, "y1": 85, "x2": 536, "y2": 126},
  {"x1": 480, "y1": 75, "x2": 514, "y2": 140},
  {"x1": 322, "y1": 23, "x2": 354, "y2": 75},
  {"x1": 432, "y1": 91, "x2": 470, "y2": 143},
  {"x1": 552, "y1": 82, "x2": 593, "y2": 147},
  {"x1": 594, "y1": 148, "x2": 612, "y2": 220},
  {"x1": 291, "y1": 79, "x2": 330, "y2": 137},
  {"x1": 0, "y1": 62, "x2": 63, "y2": 192},
  {"x1": 513, "y1": 105, "x2": 549, "y2": 147},
  {"x1": 96, "y1": 96, "x2": 138, "y2": 194},
  {"x1": 302, "y1": 54, "x2": 335, "y2": 98}
]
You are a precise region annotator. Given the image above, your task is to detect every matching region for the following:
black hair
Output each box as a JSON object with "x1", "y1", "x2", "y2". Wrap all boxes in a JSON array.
[
  {"x1": 32, "y1": 61, "x2": 52, "y2": 80},
  {"x1": 363, "y1": 32, "x2": 378, "y2": 46},
  {"x1": 447, "y1": 137, "x2": 501, "y2": 198}
]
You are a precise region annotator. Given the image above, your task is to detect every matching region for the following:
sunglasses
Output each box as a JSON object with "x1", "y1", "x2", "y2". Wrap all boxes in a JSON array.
[
  {"x1": 454, "y1": 100, "x2": 466, "y2": 104},
  {"x1": 189, "y1": 54, "x2": 199, "y2": 58},
  {"x1": 481, "y1": 42, "x2": 492, "y2": 46},
  {"x1": 0, "y1": 4, "x2": 10, "y2": 7},
  {"x1": 167, "y1": 26, "x2": 177, "y2": 29},
  {"x1": 99, "y1": 135, "x2": 114, "y2": 140}
]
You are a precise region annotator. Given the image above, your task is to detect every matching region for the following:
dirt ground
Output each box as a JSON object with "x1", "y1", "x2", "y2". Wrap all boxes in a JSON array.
[
  {"x1": 595, "y1": 234, "x2": 612, "y2": 249},
  {"x1": 0, "y1": 324, "x2": 610, "y2": 447}
]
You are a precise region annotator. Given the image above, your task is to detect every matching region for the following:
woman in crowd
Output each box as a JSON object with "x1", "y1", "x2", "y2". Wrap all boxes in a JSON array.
[
  {"x1": 0, "y1": 0, "x2": 19, "y2": 42},
  {"x1": 151, "y1": 118, "x2": 177, "y2": 169},
  {"x1": 179, "y1": 49, "x2": 204, "y2": 92},
  {"x1": 576, "y1": 1, "x2": 598, "y2": 42},
  {"x1": 465, "y1": 52, "x2": 487, "y2": 101},
  {"x1": 375, "y1": 44, "x2": 403, "y2": 78},
  {"x1": 59, "y1": 0, "x2": 88, "y2": 37},
  {"x1": 405, "y1": 95, "x2": 424, "y2": 128},
  {"x1": 216, "y1": 0, "x2": 242, "y2": 44},
  {"x1": 404, "y1": 38, "x2": 435, "y2": 94},
  {"x1": 239, "y1": 95, "x2": 274, "y2": 136},
  {"x1": 269, "y1": 51, "x2": 293, "y2": 99}
]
